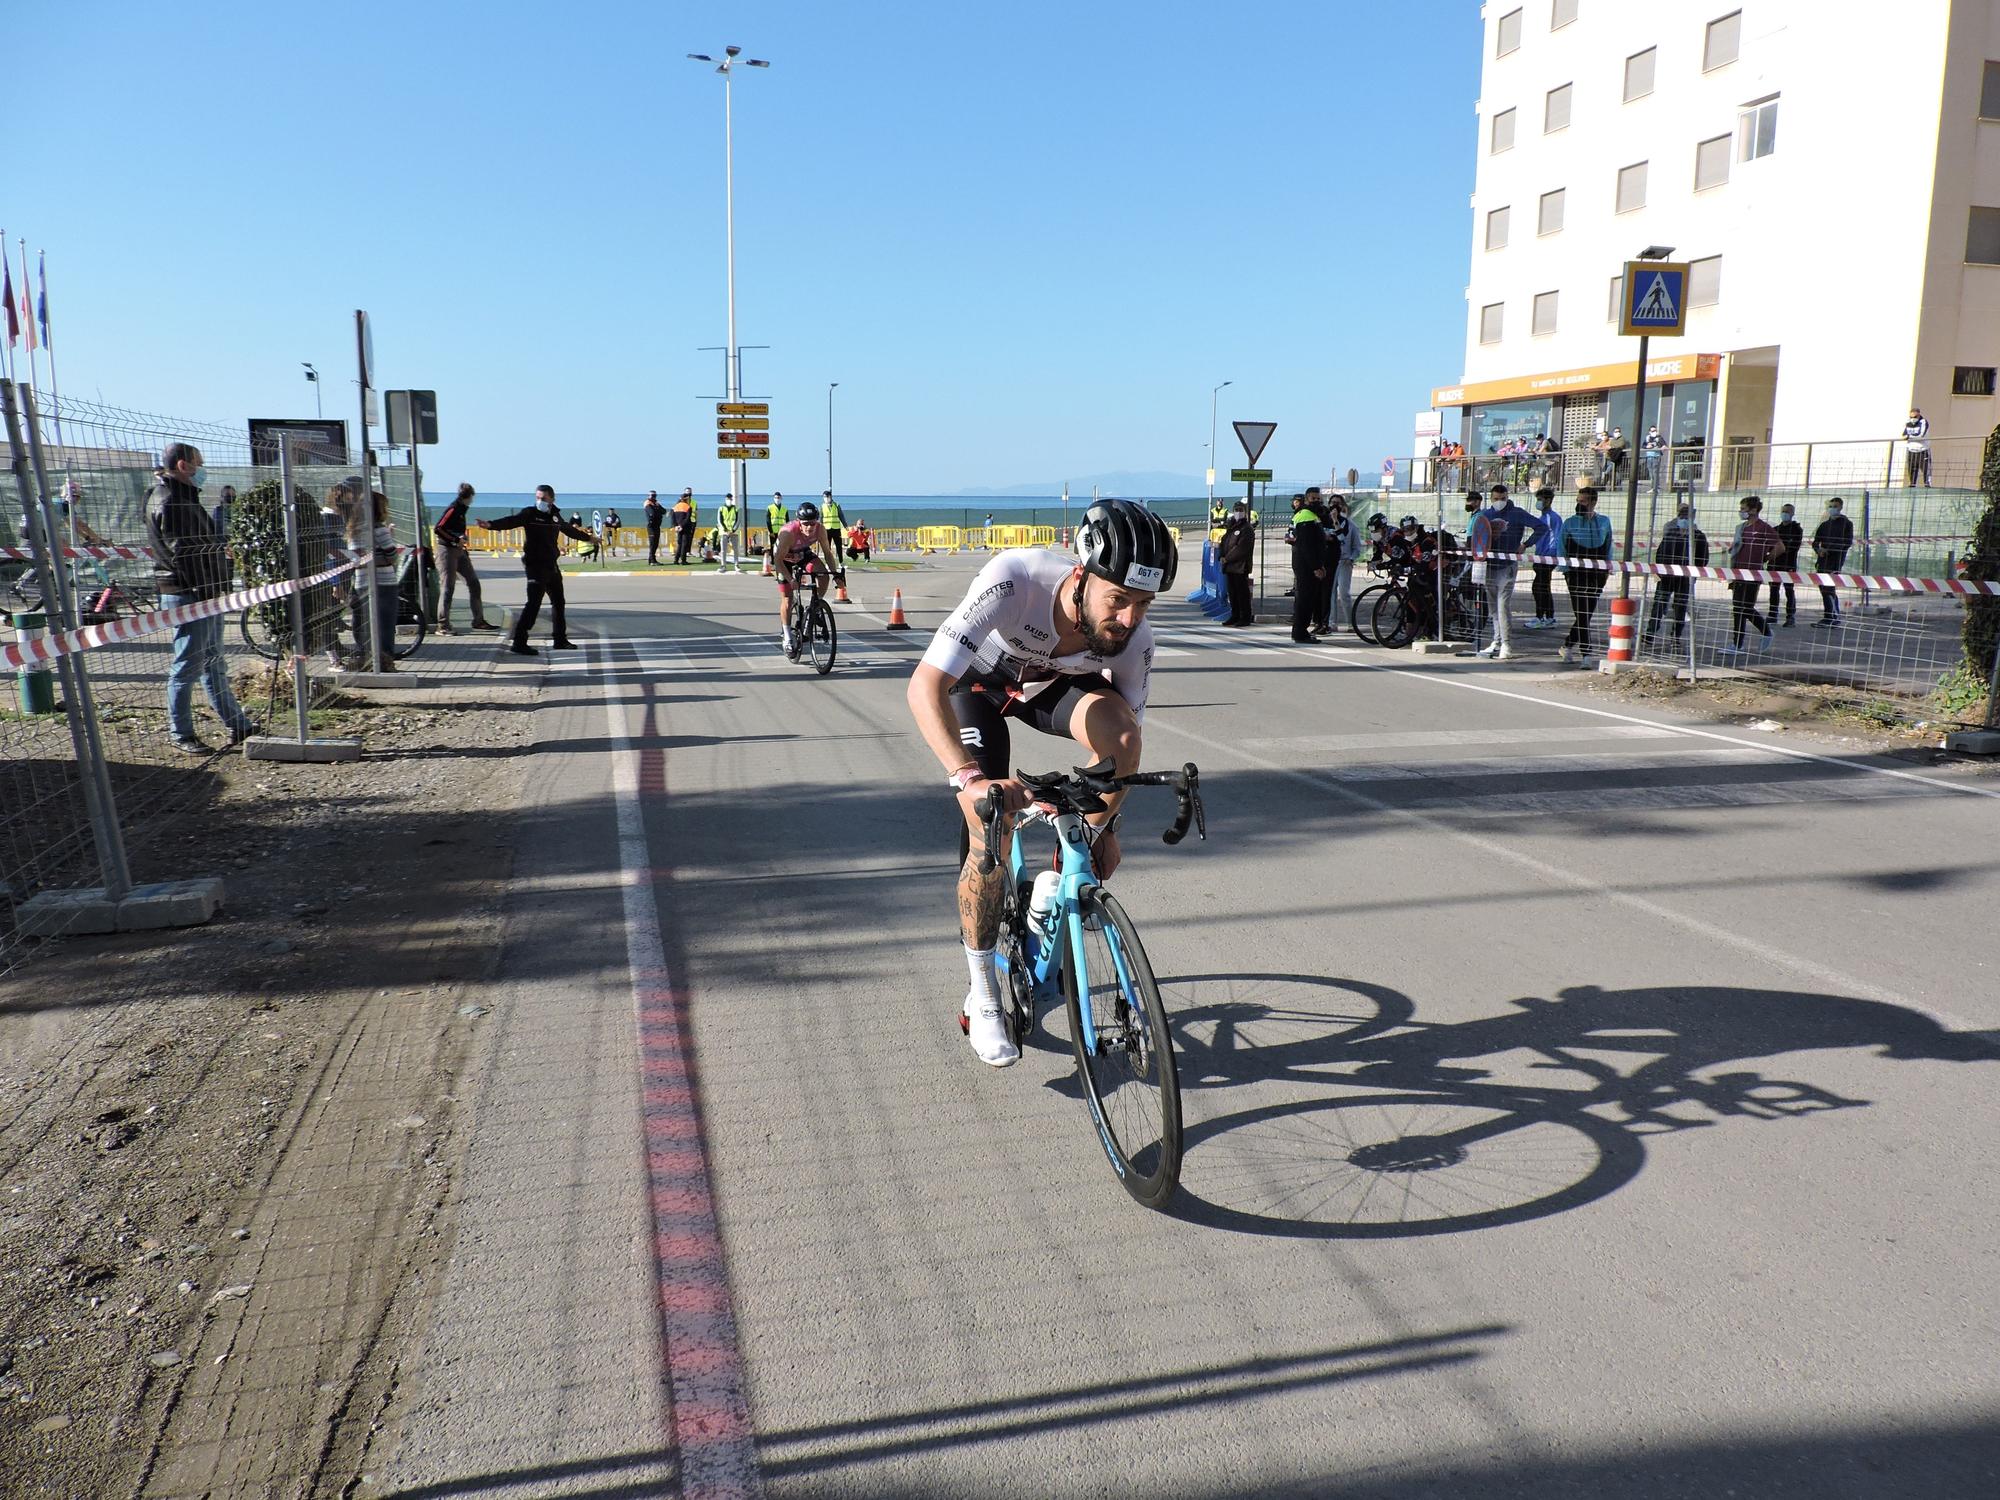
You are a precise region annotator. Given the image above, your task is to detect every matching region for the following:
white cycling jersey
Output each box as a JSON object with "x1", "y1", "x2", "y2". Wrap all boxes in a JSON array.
[{"x1": 921, "y1": 548, "x2": 1154, "y2": 717}]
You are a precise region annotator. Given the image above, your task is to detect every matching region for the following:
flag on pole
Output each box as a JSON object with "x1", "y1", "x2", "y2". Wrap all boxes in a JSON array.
[
  {"x1": 36, "y1": 252, "x2": 50, "y2": 350},
  {"x1": 1, "y1": 252, "x2": 16, "y2": 346},
  {"x1": 18, "y1": 244, "x2": 33, "y2": 353}
]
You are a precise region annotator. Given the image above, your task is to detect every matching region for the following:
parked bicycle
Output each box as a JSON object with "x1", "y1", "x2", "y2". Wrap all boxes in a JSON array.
[
  {"x1": 972, "y1": 759, "x2": 1205, "y2": 1208},
  {"x1": 1351, "y1": 561, "x2": 1481, "y2": 648},
  {"x1": 782, "y1": 556, "x2": 837, "y2": 675}
]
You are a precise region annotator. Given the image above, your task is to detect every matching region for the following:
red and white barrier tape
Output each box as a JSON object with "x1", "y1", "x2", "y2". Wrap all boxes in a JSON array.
[
  {"x1": 1, "y1": 558, "x2": 366, "y2": 671},
  {"x1": 0, "y1": 542, "x2": 156, "y2": 562},
  {"x1": 1444, "y1": 548, "x2": 2000, "y2": 597}
]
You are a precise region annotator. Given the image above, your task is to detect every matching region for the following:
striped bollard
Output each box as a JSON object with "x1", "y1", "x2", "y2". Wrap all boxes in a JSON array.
[{"x1": 1605, "y1": 595, "x2": 1638, "y2": 664}]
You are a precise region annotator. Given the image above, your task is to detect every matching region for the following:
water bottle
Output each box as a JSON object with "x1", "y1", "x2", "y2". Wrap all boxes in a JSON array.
[{"x1": 1028, "y1": 870, "x2": 1062, "y2": 943}]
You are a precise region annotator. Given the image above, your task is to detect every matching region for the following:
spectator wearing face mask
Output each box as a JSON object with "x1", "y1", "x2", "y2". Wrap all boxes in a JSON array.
[
  {"x1": 1466, "y1": 483, "x2": 1552, "y2": 661},
  {"x1": 1902, "y1": 408, "x2": 1930, "y2": 487},
  {"x1": 1812, "y1": 496, "x2": 1854, "y2": 627},
  {"x1": 1557, "y1": 486, "x2": 1613, "y2": 664},
  {"x1": 1525, "y1": 487, "x2": 1563, "y2": 629},
  {"x1": 479, "y1": 485, "x2": 599, "y2": 656},
  {"x1": 1768, "y1": 502, "x2": 1803, "y2": 627},
  {"x1": 1644, "y1": 502, "x2": 1708, "y2": 648},
  {"x1": 1723, "y1": 495, "x2": 1780, "y2": 658},
  {"x1": 1324, "y1": 496, "x2": 1363, "y2": 634},
  {"x1": 1217, "y1": 501, "x2": 1256, "y2": 626}
]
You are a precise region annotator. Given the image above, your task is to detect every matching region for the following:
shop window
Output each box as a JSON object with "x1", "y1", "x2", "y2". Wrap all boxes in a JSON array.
[
  {"x1": 1545, "y1": 82, "x2": 1572, "y2": 132},
  {"x1": 1498, "y1": 8, "x2": 1523, "y2": 56},
  {"x1": 1704, "y1": 10, "x2": 1740, "y2": 72},
  {"x1": 1624, "y1": 47, "x2": 1656, "y2": 101},
  {"x1": 1738, "y1": 97, "x2": 1778, "y2": 161},
  {"x1": 1539, "y1": 188, "x2": 1566, "y2": 236},
  {"x1": 1480, "y1": 303, "x2": 1505, "y2": 344},
  {"x1": 1956, "y1": 366, "x2": 1997, "y2": 396},
  {"x1": 1695, "y1": 134, "x2": 1731, "y2": 190},
  {"x1": 1533, "y1": 290, "x2": 1559, "y2": 336},
  {"x1": 1616, "y1": 160, "x2": 1648, "y2": 213},
  {"x1": 1689, "y1": 255, "x2": 1722, "y2": 307},
  {"x1": 1487, "y1": 206, "x2": 1511, "y2": 251},
  {"x1": 1968, "y1": 207, "x2": 2000, "y2": 265},
  {"x1": 1492, "y1": 107, "x2": 1516, "y2": 153}
]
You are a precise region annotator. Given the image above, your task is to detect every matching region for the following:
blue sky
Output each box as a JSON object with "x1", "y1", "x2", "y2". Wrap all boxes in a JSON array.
[{"x1": 14, "y1": 1, "x2": 1481, "y2": 495}]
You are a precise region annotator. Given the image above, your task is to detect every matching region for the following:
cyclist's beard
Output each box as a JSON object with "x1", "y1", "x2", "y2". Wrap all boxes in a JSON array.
[{"x1": 1076, "y1": 581, "x2": 1132, "y2": 658}]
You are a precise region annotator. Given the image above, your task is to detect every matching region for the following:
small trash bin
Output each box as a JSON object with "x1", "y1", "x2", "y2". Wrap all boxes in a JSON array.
[{"x1": 11, "y1": 611, "x2": 56, "y2": 714}]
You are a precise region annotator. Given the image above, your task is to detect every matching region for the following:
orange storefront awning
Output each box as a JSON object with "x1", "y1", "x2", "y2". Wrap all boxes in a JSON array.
[{"x1": 1433, "y1": 353, "x2": 1721, "y2": 408}]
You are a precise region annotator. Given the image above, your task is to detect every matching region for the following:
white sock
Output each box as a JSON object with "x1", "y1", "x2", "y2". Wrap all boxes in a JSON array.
[{"x1": 964, "y1": 946, "x2": 1000, "y2": 1013}]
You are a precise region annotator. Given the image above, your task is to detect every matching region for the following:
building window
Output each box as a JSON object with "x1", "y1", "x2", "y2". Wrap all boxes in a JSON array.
[
  {"x1": 1538, "y1": 188, "x2": 1566, "y2": 236},
  {"x1": 1983, "y1": 61, "x2": 2000, "y2": 120},
  {"x1": 1738, "y1": 97, "x2": 1778, "y2": 160},
  {"x1": 1532, "y1": 291, "x2": 1559, "y2": 336},
  {"x1": 1970, "y1": 207, "x2": 2000, "y2": 265},
  {"x1": 1481, "y1": 303, "x2": 1506, "y2": 344},
  {"x1": 1704, "y1": 10, "x2": 1741, "y2": 72},
  {"x1": 1689, "y1": 255, "x2": 1722, "y2": 307},
  {"x1": 1551, "y1": 0, "x2": 1578, "y2": 28},
  {"x1": 1498, "y1": 8, "x2": 1523, "y2": 55},
  {"x1": 1624, "y1": 47, "x2": 1656, "y2": 101},
  {"x1": 1607, "y1": 274, "x2": 1624, "y2": 323},
  {"x1": 1486, "y1": 206, "x2": 1511, "y2": 250},
  {"x1": 1492, "y1": 107, "x2": 1517, "y2": 153},
  {"x1": 1955, "y1": 366, "x2": 1997, "y2": 396},
  {"x1": 1616, "y1": 160, "x2": 1648, "y2": 213},
  {"x1": 1545, "y1": 82, "x2": 1572, "y2": 132},
  {"x1": 1695, "y1": 133, "x2": 1732, "y2": 190}
]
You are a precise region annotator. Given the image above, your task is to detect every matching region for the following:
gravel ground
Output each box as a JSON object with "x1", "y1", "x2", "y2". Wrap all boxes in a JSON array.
[{"x1": 0, "y1": 688, "x2": 536, "y2": 1499}]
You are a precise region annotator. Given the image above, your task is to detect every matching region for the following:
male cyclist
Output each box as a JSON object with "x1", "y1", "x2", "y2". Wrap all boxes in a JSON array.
[
  {"x1": 905, "y1": 497, "x2": 1176, "y2": 1067},
  {"x1": 769, "y1": 499, "x2": 841, "y2": 652}
]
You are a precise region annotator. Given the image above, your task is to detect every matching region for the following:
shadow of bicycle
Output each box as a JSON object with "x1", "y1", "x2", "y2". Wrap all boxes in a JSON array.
[{"x1": 1159, "y1": 972, "x2": 1997, "y2": 1239}]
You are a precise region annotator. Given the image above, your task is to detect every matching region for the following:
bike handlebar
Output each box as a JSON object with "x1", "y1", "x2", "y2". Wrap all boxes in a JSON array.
[{"x1": 971, "y1": 760, "x2": 1204, "y2": 873}]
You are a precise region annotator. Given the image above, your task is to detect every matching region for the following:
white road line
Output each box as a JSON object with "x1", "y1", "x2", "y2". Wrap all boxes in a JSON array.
[
  {"x1": 1243, "y1": 725, "x2": 1681, "y2": 753},
  {"x1": 1320, "y1": 748, "x2": 1779, "y2": 780}
]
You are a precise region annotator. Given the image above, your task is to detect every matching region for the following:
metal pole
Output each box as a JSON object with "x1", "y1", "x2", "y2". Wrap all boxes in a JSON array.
[
  {"x1": 4, "y1": 380, "x2": 132, "y2": 900},
  {"x1": 725, "y1": 70, "x2": 746, "y2": 538},
  {"x1": 1436, "y1": 489, "x2": 1446, "y2": 644},
  {"x1": 410, "y1": 442, "x2": 427, "y2": 633},
  {"x1": 280, "y1": 437, "x2": 311, "y2": 741},
  {"x1": 1859, "y1": 488, "x2": 1873, "y2": 611},
  {"x1": 356, "y1": 313, "x2": 381, "y2": 673},
  {"x1": 826, "y1": 382, "x2": 835, "y2": 493},
  {"x1": 1208, "y1": 390, "x2": 1218, "y2": 506},
  {"x1": 1620, "y1": 333, "x2": 1649, "y2": 601}
]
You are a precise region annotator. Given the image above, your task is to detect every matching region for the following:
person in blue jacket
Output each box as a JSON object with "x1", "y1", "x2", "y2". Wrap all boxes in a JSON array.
[{"x1": 1466, "y1": 483, "x2": 1553, "y2": 660}]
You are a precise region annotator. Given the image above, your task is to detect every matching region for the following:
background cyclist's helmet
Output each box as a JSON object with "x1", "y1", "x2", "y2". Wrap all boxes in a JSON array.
[
  {"x1": 1400, "y1": 515, "x2": 1421, "y2": 530},
  {"x1": 1074, "y1": 497, "x2": 1178, "y2": 594},
  {"x1": 794, "y1": 500, "x2": 822, "y2": 522},
  {"x1": 1367, "y1": 514, "x2": 1389, "y2": 532}
]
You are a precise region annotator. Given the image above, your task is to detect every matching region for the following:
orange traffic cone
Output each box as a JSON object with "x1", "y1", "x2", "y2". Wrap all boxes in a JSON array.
[
  {"x1": 836, "y1": 579, "x2": 852, "y2": 603},
  {"x1": 886, "y1": 588, "x2": 911, "y2": 629}
]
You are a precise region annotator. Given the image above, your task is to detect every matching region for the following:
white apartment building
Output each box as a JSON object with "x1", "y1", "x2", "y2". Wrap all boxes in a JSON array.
[{"x1": 1430, "y1": 0, "x2": 2000, "y2": 479}]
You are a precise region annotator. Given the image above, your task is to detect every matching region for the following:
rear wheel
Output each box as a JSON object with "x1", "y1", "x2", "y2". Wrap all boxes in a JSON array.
[
  {"x1": 806, "y1": 597, "x2": 837, "y2": 675},
  {"x1": 390, "y1": 603, "x2": 427, "y2": 661},
  {"x1": 1060, "y1": 888, "x2": 1182, "y2": 1209},
  {"x1": 237, "y1": 603, "x2": 287, "y2": 660},
  {"x1": 1371, "y1": 587, "x2": 1419, "y2": 648}
]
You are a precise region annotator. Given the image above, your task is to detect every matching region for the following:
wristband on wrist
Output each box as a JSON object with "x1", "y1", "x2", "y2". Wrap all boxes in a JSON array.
[{"x1": 948, "y1": 766, "x2": 987, "y2": 793}]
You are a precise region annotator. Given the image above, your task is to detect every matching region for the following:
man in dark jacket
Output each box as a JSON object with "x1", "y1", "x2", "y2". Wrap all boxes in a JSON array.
[
  {"x1": 1811, "y1": 496, "x2": 1854, "y2": 626},
  {"x1": 643, "y1": 490, "x2": 666, "y2": 565},
  {"x1": 1644, "y1": 502, "x2": 1708, "y2": 647},
  {"x1": 1724, "y1": 495, "x2": 1781, "y2": 656},
  {"x1": 147, "y1": 442, "x2": 255, "y2": 752},
  {"x1": 1287, "y1": 494, "x2": 1329, "y2": 643},
  {"x1": 1767, "y1": 501, "x2": 1804, "y2": 626},
  {"x1": 1217, "y1": 502, "x2": 1256, "y2": 625},
  {"x1": 479, "y1": 484, "x2": 599, "y2": 655}
]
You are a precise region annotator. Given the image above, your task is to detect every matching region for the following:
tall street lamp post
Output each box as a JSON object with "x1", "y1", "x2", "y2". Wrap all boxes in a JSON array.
[
  {"x1": 302, "y1": 362, "x2": 320, "y2": 419},
  {"x1": 1208, "y1": 380, "x2": 1232, "y2": 504},
  {"x1": 827, "y1": 381, "x2": 838, "y2": 492},
  {"x1": 688, "y1": 44, "x2": 770, "y2": 554}
]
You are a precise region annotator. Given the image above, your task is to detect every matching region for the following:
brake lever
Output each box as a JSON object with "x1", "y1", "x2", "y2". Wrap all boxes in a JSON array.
[{"x1": 972, "y1": 791, "x2": 1003, "y2": 874}]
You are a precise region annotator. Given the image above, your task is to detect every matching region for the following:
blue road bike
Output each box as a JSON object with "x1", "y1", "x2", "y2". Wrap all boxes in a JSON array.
[{"x1": 970, "y1": 760, "x2": 1205, "y2": 1208}]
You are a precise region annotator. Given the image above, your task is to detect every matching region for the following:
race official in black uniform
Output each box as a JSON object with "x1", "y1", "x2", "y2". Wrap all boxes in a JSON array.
[
  {"x1": 1288, "y1": 495, "x2": 1329, "y2": 644},
  {"x1": 479, "y1": 485, "x2": 598, "y2": 655}
]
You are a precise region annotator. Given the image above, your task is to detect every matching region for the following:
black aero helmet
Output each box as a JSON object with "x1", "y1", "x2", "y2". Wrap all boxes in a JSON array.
[
  {"x1": 1400, "y1": 515, "x2": 1420, "y2": 530},
  {"x1": 795, "y1": 500, "x2": 822, "y2": 522},
  {"x1": 1074, "y1": 497, "x2": 1178, "y2": 593}
]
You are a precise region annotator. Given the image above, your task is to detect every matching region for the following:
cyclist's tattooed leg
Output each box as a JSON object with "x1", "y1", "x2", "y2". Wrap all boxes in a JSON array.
[{"x1": 958, "y1": 847, "x2": 1003, "y2": 950}]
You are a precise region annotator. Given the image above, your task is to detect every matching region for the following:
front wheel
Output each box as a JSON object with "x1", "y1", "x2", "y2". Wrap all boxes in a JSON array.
[
  {"x1": 806, "y1": 597, "x2": 837, "y2": 675},
  {"x1": 1350, "y1": 583, "x2": 1395, "y2": 645},
  {"x1": 1060, "y1": 888, "x2": 1182, "y2": 1209},
  {"x1": 1371, "y1": 587, "x2": 1419, "y2": 648}
]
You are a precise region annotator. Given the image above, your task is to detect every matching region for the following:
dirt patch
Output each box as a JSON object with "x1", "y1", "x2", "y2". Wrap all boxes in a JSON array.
[
  {"x1": 0, "y1": 690, "x2": 538, "y2": 1499},
  {"x1": 1549, "y1": 663, "x2": 1999, "y2": 766}
]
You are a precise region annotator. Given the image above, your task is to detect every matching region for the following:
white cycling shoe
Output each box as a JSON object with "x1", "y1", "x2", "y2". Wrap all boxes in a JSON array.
[{"x1": 962, "y1": 990, "x2": 1020, "y2": 1067}]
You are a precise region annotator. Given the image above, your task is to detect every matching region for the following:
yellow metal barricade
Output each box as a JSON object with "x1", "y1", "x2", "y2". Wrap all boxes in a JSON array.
[
  {"x1": 917, "y1": 525, "x2": 962, "y2": 553},
  {"x1": 1027, "y1": 526, "x2": 1058, "y2": 546}
]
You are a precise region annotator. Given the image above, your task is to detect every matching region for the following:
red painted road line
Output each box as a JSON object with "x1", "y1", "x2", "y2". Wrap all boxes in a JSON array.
[{"x1": 600, "y1": 638, "x2": 762, "y2": 1500}]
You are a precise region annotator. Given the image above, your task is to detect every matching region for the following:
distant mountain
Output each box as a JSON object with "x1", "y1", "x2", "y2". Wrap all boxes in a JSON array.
[{"x1": 955, "y1": 470, "x2": 1208, "y2": 497}]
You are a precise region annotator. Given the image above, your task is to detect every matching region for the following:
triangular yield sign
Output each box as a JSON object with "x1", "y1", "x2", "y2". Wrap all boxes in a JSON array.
[{"x1": 1232, "y1": 420, "x2": 1276, "y2": 466}]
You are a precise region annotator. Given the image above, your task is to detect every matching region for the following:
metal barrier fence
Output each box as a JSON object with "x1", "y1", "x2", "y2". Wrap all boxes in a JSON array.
[{"x1": 0, "y1": 381, "x2": 443, "y2": 979}]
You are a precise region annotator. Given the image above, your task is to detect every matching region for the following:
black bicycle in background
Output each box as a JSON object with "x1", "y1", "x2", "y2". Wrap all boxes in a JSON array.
[{"x1": 782, "y1": 556, "x2": 837, "y2": 676}]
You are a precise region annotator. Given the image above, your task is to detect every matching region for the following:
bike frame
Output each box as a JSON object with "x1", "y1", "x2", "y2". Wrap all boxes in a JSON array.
[{"x1": 998, "y1": 805, "x2": 1136, "y2": 1058}]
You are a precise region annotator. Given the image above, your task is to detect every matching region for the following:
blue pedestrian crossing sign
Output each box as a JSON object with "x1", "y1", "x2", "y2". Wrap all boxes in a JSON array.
[{"x1": 1620, "y1": 261, "x2": 1690, "y2": 336}]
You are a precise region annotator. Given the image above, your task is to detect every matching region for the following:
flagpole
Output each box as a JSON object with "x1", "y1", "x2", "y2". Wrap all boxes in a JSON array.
[
  {"x1": 0, "y1": 229, "x2": 14, "y2": 386},
  {"x1": 19, "y1": 239, "x2": 43, "y2": 419},
  {"x1": 38, "y1": 253, "x2": 62, "y2": 447}
]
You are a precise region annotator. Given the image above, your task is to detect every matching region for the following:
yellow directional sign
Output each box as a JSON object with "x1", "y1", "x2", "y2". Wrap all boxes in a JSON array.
[
  {"x1": 716, "y1": 416, "x2": 770, "y2": 430},
  {"x1": 717, "y1": 402, "x2": 770, "y2": 416},
  {"x1": 717, "y1": 445, "x2": 771, "y2": 460}
]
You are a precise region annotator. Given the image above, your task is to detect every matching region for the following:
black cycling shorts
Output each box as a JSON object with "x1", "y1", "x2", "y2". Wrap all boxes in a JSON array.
[{"x1": 948, "y1": 670, "x2": 1117, "y2": 781}]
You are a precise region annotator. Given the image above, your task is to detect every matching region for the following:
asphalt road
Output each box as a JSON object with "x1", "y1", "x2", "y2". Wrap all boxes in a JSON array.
[{"x1": 368, "y1": 552, "x2": 2000, "y2": 1500}]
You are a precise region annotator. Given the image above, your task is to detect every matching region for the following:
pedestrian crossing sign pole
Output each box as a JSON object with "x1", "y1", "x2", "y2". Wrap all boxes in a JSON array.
[{"x1": 1614, "y1": 258, "x2": 1690, "y2": 599}]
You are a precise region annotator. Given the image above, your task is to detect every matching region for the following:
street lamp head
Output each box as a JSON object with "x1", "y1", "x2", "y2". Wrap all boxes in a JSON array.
[
  {"x1": 687, "y1": 52, "x2": 712, "y2": 61},
  {"x1": 725, "y1": 44, "x2": 741, "y2": 55},
  {"x1": 1638, "y1": 244, "x2": 1676, "y2": 260},
  {"x1": 746, "y1": 59, "x2": 770, "y2": 67}
]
